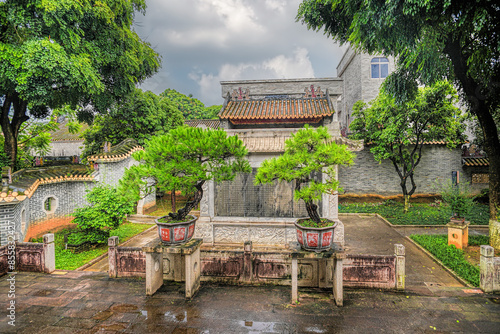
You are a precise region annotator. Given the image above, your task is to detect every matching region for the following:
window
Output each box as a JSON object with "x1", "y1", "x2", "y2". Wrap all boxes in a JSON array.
[
  {"x1": 371, "y1": 57, "x2": 389, "y2": 78},
  {"x1": 43, "y1": 196, "x2": 58, "y2": 214}
]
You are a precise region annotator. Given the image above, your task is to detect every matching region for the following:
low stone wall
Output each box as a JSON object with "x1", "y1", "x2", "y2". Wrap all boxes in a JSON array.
[
  {"x1": 480, "y1": 245, "x2": 500, "y2": 293},
  {"x1": 108, "y1": 236, "x2": 146, "y2": 278},
  {"x1": 0, "y1": 234, "x2": 55, "y2": 275},
  {"x1": 108, "y1": 237, "x2": 405, "y2": 290}
]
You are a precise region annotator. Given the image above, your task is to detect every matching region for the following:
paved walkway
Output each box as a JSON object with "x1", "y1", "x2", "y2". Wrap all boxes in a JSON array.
[
  {"x1": 1, "y1": 271, "x2": 498, "y2": 333},
  {"x1": 2, "y1": 214, "x2": 499, "y2": 333}
]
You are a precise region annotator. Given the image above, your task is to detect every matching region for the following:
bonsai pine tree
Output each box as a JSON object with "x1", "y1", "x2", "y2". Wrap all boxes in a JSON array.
[
  {"x1": 120, "y1": 126, "x2": 251, "y2": 221},
  {"x1": 254, "y1": 125, "x2": 354, "y2": 225}
]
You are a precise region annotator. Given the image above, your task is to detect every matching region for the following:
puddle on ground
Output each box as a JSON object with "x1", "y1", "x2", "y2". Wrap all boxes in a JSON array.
[
  {"x1": 164, "y1": 310, "x2": 187, "y2": 323},
  {"x1": 303, "y1": 327, "x2": 327, "y2": 333}
]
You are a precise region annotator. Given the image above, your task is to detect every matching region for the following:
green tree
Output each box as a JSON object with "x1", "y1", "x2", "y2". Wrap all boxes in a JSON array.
[
  {"x1": 81, "y1": 88, "x2": 183, "y2": 157},
  {"x1": 160, "y1": 89, "x2": 220, "y2": 120},
  {"x1": 254, "y1": 125, "x2": 354, "y2": 224},
  {"x1": 349, "y1": 81, "x2": 465, "y2": 212},
  {"x1": 71, "y1": 185, "x2": 135, "y2": 244},
  {"x1": 0, "y1": 0, "x2": 160, "y2": 169},
  {"x1": 119, "y1": 126, "x2": 251, "y2": 221},
  {"x1": 296, "y1": 0, "x2": 500, "y2": 220}
]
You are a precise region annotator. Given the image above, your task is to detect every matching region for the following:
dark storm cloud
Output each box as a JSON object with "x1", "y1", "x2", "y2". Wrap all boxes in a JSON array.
[{"x1": 134, "y1": 0, "x2": 345, "y2": 105}]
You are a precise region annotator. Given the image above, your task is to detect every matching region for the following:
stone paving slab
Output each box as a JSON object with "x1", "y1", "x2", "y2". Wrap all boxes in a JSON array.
[{"x1": 0, "y1": 272, "x2": 499, "y2": 333}]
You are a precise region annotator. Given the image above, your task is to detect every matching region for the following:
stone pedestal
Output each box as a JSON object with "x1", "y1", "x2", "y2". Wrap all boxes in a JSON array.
[
  {"x1": 290, "y1": 242, "x2": 345, "y2": 306},
  {"x1": 143, "y1": 238, "x2": 202, "y2": 298},
  {"x1": 447, "y1": 219, "x2": 469, "y2": 249}
]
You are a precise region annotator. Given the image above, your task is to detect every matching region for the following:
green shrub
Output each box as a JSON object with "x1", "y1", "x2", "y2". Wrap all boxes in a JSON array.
[
  {"x1": 410, "y1": 234, "x2": 480, "y2": 286},
  {"x1": 439, "y1": 181, "x2": 474, "y2": 218},
  {"x1": 339, "y1": 202, "x2": 489, "y2": 225},
  {"x1": 72, "y1": 185, "x2": 135, "y2": 244}
]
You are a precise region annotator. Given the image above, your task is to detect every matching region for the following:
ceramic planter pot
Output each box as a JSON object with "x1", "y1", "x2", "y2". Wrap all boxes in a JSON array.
[
  {"x1": 155, "y1": 215, "x2": 197, "y2": 246},
  {"x1": 294, "y1": 218, "x2": 337, "y2": 252}
]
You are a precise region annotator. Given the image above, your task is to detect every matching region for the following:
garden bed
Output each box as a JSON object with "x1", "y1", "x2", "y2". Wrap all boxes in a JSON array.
[
  {"x1": 409, "y1": 234, "x2": 498, "y2": 287},
  {"x1": 339, "y1": 201, "x2": 489, "y2": 225},
  {"x1": 31, "y1": 222, "x2": 153, "y2": 270}
]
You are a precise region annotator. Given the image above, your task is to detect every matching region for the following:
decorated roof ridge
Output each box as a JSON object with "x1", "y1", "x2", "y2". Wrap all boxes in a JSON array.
[
  {"x1": 87, "y1": 138, "x2": 143, "y2": 162},
  {"x1": 1, "y1": 165, "x2": 93, "y2": 204},
  {"x1": 462, "y1": 157, "x2": 489, "y2": 167},
  {"x1": 50, "y1": 120, "x2": 89, "y2": 142},
  {"x1": 185, "y1": 119, "x2": 221, "y2": 129},
  {"x1": 365, "y1": 140, "x2": 468, "y2": 146},
  {"x1": 218, "y1": 96, "x2": 334, "y2": 124}
]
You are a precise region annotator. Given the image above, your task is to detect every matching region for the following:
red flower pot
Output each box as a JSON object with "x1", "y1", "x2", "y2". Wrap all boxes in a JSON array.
[
  {"x1": 294, "y1": 218, "x2": 337, "y2": 252},
  {"x1": 155, "y1": 215, "x2": 197, "y2": 246}
]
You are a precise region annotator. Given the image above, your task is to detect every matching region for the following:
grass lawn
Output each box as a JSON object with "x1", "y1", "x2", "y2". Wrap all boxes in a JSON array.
[
  {"x1": 339, "y1": 201, "x2": 489, "y2": 225},
  {"x1": 32, "y1": 222, "x2": 153, "y2": 270},
  {"x1": 409, "y1": 234, "x2": 497, "y2": 287}
]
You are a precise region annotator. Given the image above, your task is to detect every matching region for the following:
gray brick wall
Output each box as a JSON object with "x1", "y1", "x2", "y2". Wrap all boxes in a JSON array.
[
  {"x1": 28, "y1": 182, "x2": 94, "y2": 223},
  {"x1": 339, "y1": 145, "x2": 466, "y2": 195}
]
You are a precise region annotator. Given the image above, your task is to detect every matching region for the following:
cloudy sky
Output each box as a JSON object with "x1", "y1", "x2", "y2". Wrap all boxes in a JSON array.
[{"x1": 133, "y1": 0, "x2": 346, "y2": 106}]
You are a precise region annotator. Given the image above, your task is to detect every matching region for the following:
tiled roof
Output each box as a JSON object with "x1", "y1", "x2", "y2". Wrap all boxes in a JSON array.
[
  {"x1": 219, "y1": 97, "x2": 334, "y2": 124},
  {"x1": 87, "y1": 138, "x2": 142, "y2": 163},
  {"x1": 185, "y1": 119, "x2": 221, "y2": 129},
  {"x1": 462, "y1": 157, "x2": 489, "y2": 167},
  {"x1": 50, "y1": 121, "x2": 88, "y2": 141},
  {"x1": 1, "y1": 165, "x2": 93, "y2": 203}
]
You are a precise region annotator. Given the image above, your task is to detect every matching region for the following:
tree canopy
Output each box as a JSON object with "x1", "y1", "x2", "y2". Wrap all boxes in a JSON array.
[
  {"x1": 255, "y1": 125, "x2": 354, "y2": 224},
  {"x1": 81, "y1": 88, "x2": 183, "y2": 158},
  {"x1": 297, "y1": 0, "x2": 500, "y2": 220},
  {"x1": 160, "y1": 89, "x2": 221, "y2": 120},
  {"x1": 120, "y1": 126, "x2": 251, "y2": 221},
  {"x1": 0, "y1": 0, "x2": 160, "y2": 168},
  {"x1": 350, "y1": 81, "x2": 465, "y2": 212}
]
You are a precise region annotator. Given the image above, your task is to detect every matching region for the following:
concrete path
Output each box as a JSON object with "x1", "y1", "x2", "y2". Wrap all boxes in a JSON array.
[
  {"x1": 341, "y1": 214, "x2": 465, "y2": 294},
  {"x1": 1, "y1": 271, "x2": 498, "y2": 333}
]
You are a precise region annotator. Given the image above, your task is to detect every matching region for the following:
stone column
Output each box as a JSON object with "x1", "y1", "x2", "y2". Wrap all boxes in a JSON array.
[
  {"x1": 243, "y1": 241, "x2": 253, "y2": 282},
  {"x1": 291, "y1": 254, "x2": 298, "y2": 304},
  {"x1": 143, "y1": 241, "x2": 163, "y2": 296},
  {"x1": 332, "y1": 252, "x2": 345, "y2": 306},
  {"x1": 480, "y1": 245, "x2": 495, "y2": 293},
  {"x1": 395, "y1": 244, "x2": 405, "y2": 290},
  {"x1": 43, "y1": 234, "x2": 55, "y2": 274},
  {"x1": 108, "y1": 236, "x2": 119, "y2": 278},
  {"x1": 184, "y1": 244, "x2": 201, "y2": 299}
]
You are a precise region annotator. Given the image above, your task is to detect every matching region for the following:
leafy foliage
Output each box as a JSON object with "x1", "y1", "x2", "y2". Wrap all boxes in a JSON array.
[
  {"x1": 349, "y1": 81, "x2": 464, "y2": 211},
  {"x1": 410, "y1": 234, "x2": 481, "y2": 287},
  {"x1": 255, "y1": 125, "x2": 354, "y2": 224},
  {"x1": 339, "y1": 202, "x2": 489, "y2": 226},
  {"x1": 160, "y1": 89, "x2": 221, "y2": 120},
  {"x1": 0, "y1": 0, "x2": 160, "y2": 168},
  {"x1": 439, "y1": 181, "x2": 474, "y2": 219},
  {"x1": 32, "y1": 223, "x2": 152, "y2": 270},
  {"x1": 297, "y1": 0, "x2": 500, "y2": 220},
  {"x1": 82, "y1": 88, "x2": 184, "y2": 157},
  {"x1": 120, "y1": 126, "x2": 251, "y2": 221},
  {"x1": 72, "y1": 185, "x2": 135, "y2": 244}
]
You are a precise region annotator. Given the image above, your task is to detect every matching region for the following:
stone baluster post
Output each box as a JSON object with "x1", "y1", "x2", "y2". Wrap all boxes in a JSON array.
[
  {"x1": 395, "y1": 244, "x2": 405, "y2": 290},
  {"x1": 480, "y1": 245, "x2": 495, "y2": 293},
  {"x1": 43, "y1": 234, "x2": 55, "y2": 273},
  {"x1": 108, "y1": 236, "x2": 119, "y2": 278}
]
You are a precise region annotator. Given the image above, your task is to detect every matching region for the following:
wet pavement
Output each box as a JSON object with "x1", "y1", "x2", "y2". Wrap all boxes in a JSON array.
[
  {"x1": 1, "y1": 270, "x2": 499, "y2": 333},
  {"x1": 1, "y1": 213, "x2": 499, "y2": 333}
]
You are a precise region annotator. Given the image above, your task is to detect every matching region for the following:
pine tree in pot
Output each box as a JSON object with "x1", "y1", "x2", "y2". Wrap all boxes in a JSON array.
[
  {"x1": 120, "y1": 126, "x2": 251, "y2": 245},
  {"x1": 254, "y1": 125, "x2": 354, "y2": 251}
]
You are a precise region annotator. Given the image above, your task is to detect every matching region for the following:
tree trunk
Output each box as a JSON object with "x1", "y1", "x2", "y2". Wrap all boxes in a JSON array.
[
  {"x1": 169, "y1": 182, "x2": 204, "y2": 221},
  {"x1": 404, "y1": 195, "x2": 410, "y2": 214},
  {"x1": 305, "y1": 201, "x2": 321, "y2": 224},
  {"x1": 170, "y1": 189, "x2": 176, "y2": 213},
  {"x1": 1, "y1": 93, "x2": 29, "y2": 170}
]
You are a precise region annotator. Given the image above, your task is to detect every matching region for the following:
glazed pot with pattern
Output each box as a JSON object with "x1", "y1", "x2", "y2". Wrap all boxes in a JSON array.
[
  {"x1": 155, "y1": 215, "x2": 197, "y2": 246},
  {"x1": 294, "y1": 218, "x2": 337, "y2": 252}
]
